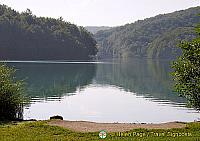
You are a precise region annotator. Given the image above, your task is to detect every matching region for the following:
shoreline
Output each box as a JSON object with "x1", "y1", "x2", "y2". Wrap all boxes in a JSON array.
[{"x1": 48, "y1": 120, "x2": 187, "y2": 132}]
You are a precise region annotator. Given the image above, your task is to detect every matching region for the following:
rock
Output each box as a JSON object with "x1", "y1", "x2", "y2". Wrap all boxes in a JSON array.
[
  {"x1": 26, "y1": 119, "x2": 37, "y2": 121},
  {"x1": 50, "y1": 115, "x2": 63, "y2": 120}
]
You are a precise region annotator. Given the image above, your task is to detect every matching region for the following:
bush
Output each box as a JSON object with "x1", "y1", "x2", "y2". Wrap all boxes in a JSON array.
[
  {"x1": 172, "y1": 26, "x2": 200, "y2": 110},
  {"x1": 0, "y1": 64, "x2": 26, "y2": 120}
]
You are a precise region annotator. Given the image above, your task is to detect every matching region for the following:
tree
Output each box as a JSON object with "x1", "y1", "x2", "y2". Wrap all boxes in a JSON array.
[
  {"x1": 172, "y1": 24, "x2": 200, "y2": 110},
  {"x1": 0, "y1": 64, "x2": 26, "y2": 120},
  {"x1": 0, "y1": 4, "x2": 97, "y2": 60}
]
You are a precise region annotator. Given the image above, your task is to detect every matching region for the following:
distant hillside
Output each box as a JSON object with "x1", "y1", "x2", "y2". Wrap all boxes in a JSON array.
[
  {"x1": 95, "y1": 7, "x2": 200, "y2": 59},
  {"x1": 0, "y1": 5, "x2": 97, "y2": 60},
  {"x1": 85, "y1": 26, "x2": 112, "y2": 34}
]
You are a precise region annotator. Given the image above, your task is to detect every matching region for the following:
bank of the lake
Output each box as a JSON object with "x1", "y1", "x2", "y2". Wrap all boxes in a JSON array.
[{"x1": 0, "y1": 120, "x2": 200, "y2": 141}]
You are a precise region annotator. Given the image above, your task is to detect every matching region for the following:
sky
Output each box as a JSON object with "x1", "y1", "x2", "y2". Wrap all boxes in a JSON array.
[{"x1": 0, "y1": 0, "x2": 200, "y2": 26}]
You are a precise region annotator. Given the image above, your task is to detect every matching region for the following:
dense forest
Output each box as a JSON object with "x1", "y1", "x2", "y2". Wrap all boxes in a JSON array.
[
  {"x1": 1, "y1": 4, "x2": 199, "y2": 60},
  {"x1": 95, "y1": 7, "x2": 200, "y2": 59},
  {"x1": 85, "y1": 26, "x2": 112, "y2": 34},
  {"x1": 0, "y1": 5, "x2": 97, "y2": 60}
]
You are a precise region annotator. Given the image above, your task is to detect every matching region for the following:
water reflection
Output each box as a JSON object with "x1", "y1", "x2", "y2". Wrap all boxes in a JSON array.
[
  {"x1": 9, "y1": 63, "x2": 96, "y2": 100},
  {"x1": 24, "y1": 85, "x2": 199, "y2": 123},
  {"x1": 5, "y1": 60, "x2": 199, "y2": 122},
  {"x1": 8, "y1": 60, "x2": 186, "y2": 104},
  {"x1": 95, "y1": 59, "x2": 185, "y2": 103}
]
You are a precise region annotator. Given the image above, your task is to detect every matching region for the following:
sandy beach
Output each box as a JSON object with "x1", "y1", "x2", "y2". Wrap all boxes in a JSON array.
[{"x1": 48, "y1": 120, "x2": 187, "y2": 132}]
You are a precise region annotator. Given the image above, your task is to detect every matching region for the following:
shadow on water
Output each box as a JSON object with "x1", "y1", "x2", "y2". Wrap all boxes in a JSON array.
[
  {"x1": 95, "y1": 58, "x2": 186, "y2": 104},
  {"x1": 8, "y1": 63, "x2": 97, "y2": 101}
]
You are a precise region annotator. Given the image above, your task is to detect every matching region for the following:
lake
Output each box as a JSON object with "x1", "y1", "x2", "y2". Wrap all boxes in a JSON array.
[{"x1": 6, "y1": 59, "x2": 200, "y2": 123}]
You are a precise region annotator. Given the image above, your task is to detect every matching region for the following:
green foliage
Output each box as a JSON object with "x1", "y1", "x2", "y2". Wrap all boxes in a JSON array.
[
  {"x1": 147, "y1": 27, "x2": 196, "y2": 58},
  {"x1": 95, "y1": 7, "x2": 200, "y2": 59},
  {"x1": 0, "y1": 64, "x2": 26, "y2": 120},
  {"x1": 0, "y1": 4, "x2": 97, "y2": 60},
  {"x1": 172, "y1": 26, "x2": 200, "y2": 110}
]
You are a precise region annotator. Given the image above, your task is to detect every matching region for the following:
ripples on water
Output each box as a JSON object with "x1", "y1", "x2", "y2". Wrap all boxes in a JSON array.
[{"x1": 4, "y1": 59, "x2": 200, "y2": 123}]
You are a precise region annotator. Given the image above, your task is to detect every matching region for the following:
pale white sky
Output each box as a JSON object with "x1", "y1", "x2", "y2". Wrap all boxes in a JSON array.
[{"x1": 0, "y1": 0, "x2": 199, "y2": 26}]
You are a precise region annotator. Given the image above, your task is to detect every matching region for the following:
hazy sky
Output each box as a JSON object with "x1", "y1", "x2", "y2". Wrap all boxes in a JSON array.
[{"x1": 0, "y1": 0, "x2": 199, "y2": 26}]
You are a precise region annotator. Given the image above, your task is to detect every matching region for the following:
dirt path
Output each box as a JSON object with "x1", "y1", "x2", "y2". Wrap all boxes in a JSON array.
[{"x1": 48, "y1": 120, "x2": 186, "y2": 132}]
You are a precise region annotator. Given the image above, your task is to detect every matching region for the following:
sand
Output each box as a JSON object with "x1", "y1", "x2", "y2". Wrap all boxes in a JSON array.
[{"x1": 48, "y1": 120, "x2": 186, "y2": 132}]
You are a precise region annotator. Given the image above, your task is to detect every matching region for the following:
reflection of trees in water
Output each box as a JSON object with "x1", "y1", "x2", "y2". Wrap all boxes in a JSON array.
[
  {"x1": 146, "y1": 59, "x2": 185, "y2": 103},
  {"x1": 10, "y1": 60, "x2": 185, "y2": 103},
  {"x1": 11, "y1": 63, "x2": 96, "y2": 99},
  {"x1": 95, "y1": 59, "x2": 185, "y2": 103}
]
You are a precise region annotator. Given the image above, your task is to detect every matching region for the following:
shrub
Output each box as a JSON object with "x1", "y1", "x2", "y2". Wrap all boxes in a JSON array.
[
  {"x1": 172, "y1": 25, "x2": 200, "y2": 110},
  {"x1": 0, "y1": 64, "x2": 26, "y2": 120}
]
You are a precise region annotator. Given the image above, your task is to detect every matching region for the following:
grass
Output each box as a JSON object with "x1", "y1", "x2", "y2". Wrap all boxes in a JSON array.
[{"x1": 0, "y1": 121, "x2": 200, "y2": 141}]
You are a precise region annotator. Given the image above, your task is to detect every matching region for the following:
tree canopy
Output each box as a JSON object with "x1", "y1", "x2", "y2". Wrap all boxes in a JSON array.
[
  {"x1": 172, "y1": 23, "x2": 200, "y2": 110},
  {"x1": 95, "y1": 7, "x2": 200, "y2": 59},
  {"x1": 0, "y1": 5, "x2": 97, "y2": 60}
]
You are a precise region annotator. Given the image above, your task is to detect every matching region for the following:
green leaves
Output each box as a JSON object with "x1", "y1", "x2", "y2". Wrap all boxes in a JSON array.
[
  {"x1": 172, "y1": 26, "x2": 200, "y2": 110},
  {"x1": 0, "y1": 64, "x2": 26, "y2": 120}
]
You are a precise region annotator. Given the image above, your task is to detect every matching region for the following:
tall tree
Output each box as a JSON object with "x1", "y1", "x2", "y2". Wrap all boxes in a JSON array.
[{"x1": 172, "y1": 23, "x2": 200, "y2": 110}]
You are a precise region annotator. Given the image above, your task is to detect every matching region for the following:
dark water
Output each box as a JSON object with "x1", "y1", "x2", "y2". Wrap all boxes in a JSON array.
[{"x1": 6, "y1": 59, "x2": 200, "y2": 123}]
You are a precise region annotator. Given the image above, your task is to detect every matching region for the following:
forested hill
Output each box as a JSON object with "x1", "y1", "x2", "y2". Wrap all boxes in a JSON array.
[
  {"x1": 0, "y1": 5, "x2": 97, "y2": 60},
  {"x1": 95, "y1": 7, "x2": 200, "y2": 59},
  {"x1": 85, "y1": 26, "x2": 112, "y2": 34}
]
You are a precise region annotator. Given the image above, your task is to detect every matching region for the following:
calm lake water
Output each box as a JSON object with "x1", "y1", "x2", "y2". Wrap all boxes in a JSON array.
[{"x1": 6, "y1": 59, "x2": 200, "y2": 123}]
